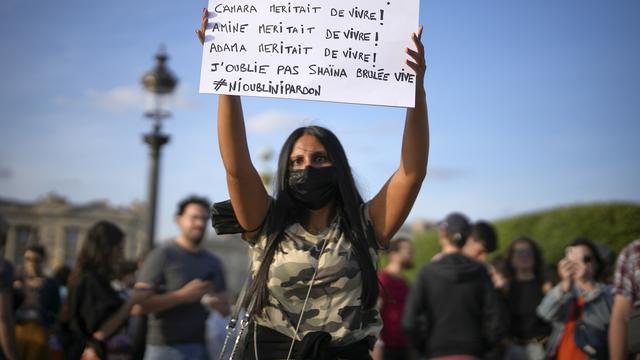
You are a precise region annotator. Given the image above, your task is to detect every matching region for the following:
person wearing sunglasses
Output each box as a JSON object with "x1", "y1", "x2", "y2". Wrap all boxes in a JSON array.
[
  {"x1": 502, "y1": 237, "x2": 552, "y2": 360},
  {"x1": 538, "y1": 238, "x2": 612, "y2": 360}
]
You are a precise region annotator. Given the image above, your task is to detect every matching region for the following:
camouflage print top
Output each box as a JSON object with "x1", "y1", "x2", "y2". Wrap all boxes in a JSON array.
[{"x1": 246, "y1": 209, "x2": 382, "y2": 346}]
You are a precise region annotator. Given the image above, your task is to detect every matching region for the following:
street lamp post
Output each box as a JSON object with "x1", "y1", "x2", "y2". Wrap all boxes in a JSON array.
[
  {"x1": 258, "y1": 147, "x2": 274, "y2": 192},
  {"x1": 141, "y1": 47, "x2": 178, "y2": 252}
]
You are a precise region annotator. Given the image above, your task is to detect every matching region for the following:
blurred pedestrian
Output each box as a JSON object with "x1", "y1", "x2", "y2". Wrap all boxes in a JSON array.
[
  {"x1": 0, "y1": 215, "x2": 17, "y2": 360},
  {"x1": 373, "y1": 237, "x2": 414, "y2": 360},
  {"x1": 485, "y1": 255, "x2": 510, "y2": 360},
  {"x1": 403, "y1": 213, "x2": 506, "y2": 359},
  {"x1": 48, "y1": 265, "x2": 71, "y2": 359},
  {"x1": 462, "y1": 221, "x2": 498, "y2": 262},
  {"x1": 503, "y1": 237, "x2": 552, "y2": 360},
  {"x1": 595, "y1": 243, "x2": 617, "y2": 285},
  {"x1": 67, "y1": 221, "x2": 151, "y2": 360},
  {"x1": 488, "y1": 255, "x2": 509, "y2": 292},
  {"x1": 608, "y1": 239, "x2": 640, "y2": 360},
  {"x1": 130, "y1": 252, "x2": 150, "y2": 360},
  {"x1": 52, "y1": 265, "x2": 71, "y2": 304},
  {"x1": 13, "y1": 244, "x2": 60, "y2": 360},
  {"x1": 538, "y1": 238, "x2": 612, "y2": 360},
  {"x1": 134, "y1": 196, "x2": 229, "y2": 360},
  {"x1": 106, "y1": 261, "x2": 140, "y2": 359}
]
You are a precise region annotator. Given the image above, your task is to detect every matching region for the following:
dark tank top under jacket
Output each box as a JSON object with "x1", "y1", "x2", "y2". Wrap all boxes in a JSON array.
[{"x1": 507, "y1": 279, "x2": 551, "y2": 340}]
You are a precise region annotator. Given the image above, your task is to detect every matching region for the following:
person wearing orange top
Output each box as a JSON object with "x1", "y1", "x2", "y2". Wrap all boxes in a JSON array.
[{"x1": 537, "y1": 238, "x2": 612, "y2": 360}]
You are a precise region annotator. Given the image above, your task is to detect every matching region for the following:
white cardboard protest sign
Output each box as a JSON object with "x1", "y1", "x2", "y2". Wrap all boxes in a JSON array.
[{"x1": 199, "y1": 0, "x2": 419, "y2": 107}]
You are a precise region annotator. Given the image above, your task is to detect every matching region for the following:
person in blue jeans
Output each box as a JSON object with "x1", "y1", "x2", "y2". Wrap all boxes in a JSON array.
[{"x1": 135, "y1": 196, "x2": 230, "y2": 360}]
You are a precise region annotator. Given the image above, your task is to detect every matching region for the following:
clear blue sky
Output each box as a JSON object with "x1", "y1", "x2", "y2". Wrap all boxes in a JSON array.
[{"x1": 1, "y1": 0, "x2": 638, "y2": 240}]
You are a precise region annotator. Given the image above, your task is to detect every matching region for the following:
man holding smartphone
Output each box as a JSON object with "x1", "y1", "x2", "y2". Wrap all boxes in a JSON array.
[{"x1": 135, "y1": 196, "x2": 230, "y2": 360}]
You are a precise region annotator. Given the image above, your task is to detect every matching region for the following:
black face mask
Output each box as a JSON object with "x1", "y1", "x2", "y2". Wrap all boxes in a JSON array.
[{"x1": 287, "y1": 166, "x2": 338, "y2": 210}]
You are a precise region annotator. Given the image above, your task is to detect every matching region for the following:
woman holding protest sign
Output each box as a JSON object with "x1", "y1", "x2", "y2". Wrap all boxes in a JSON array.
[{"x1": 197, "y1": 7, "x2": 429, "y2": 359}]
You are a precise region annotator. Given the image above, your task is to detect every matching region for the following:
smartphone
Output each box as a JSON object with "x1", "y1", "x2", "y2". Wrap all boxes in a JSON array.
[{"x1": 565, "y1": 246, "x2": 579, "y2": 262}]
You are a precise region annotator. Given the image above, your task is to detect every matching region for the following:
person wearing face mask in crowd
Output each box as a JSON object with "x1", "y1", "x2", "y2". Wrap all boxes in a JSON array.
[
  {"x1": 196, "y1": 8, "x2": 429, "y2": 359},
  {"x1": 537, "y1": 238, "x2": 613, "y2": 360}
]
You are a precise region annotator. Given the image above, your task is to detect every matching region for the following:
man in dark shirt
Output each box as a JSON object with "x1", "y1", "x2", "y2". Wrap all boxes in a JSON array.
[
  {"x1": 0, "y1": 215, "x2": 16, "y2": 360},
  {"x1": 135, "y1": 196, "x2": 230, "y2": 360},
  {"x1": 403, "y1": 213, "x2": 507, "y2": 359}
]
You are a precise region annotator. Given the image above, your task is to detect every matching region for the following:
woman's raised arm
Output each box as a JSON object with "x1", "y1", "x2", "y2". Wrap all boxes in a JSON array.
[
  {"x1": 369, "y1": 26, "x2": 429, "y2": 246},
  {"x1": 197, "y1": 9, "x2": 269, "y2": 232}
]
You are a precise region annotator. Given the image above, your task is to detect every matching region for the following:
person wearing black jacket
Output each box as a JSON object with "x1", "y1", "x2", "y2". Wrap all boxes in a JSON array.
[
  {"x1": 66, "y1": 222, "x2": 150, "y2": 360},
  {"x1": 403, "y1": 213, "x2": 507, "y2": 359}
]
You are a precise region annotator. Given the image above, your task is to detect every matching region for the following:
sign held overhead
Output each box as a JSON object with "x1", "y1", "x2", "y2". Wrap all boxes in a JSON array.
[{"x1": 199, "y1": 0, "x2": 420, "y2": 107}]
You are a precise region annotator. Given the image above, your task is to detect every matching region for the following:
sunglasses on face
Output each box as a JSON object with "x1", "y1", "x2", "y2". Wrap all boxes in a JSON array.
[
  {"x1": 581, "y1": 255, "x2": 593, "y2": 263},
  {"x1": 513, "y1": 248, "x2": 533, "y2": 257}
]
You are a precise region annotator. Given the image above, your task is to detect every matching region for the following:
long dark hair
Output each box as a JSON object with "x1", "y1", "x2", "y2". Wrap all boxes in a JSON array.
[
  {"x1": 505, "y1": 236, "x2": 546, "y2": 281},
  {"x1": 569, "y1": 237, "x2": 605, "y2": 281},
  {"x1": 247, "y1": 126, "x2": 379, "y2": 315},
  {"x1": 70, "y1": 221, "x2": 124, "y2": 286}
]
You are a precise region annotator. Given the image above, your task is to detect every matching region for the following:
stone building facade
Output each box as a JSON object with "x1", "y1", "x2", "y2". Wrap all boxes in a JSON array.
[
  {"x1": 201, "y1": 233, "x2": 250, "y2": 296},
  {"x1": 0, "y1": 192, "x2": 431, "y2": 296},
  {"x1": 0, "y1": 193, "x2": 251, "y2": 294},
  {"x1": 0, "y1": 193, "x2": 146, "y2": 272}
]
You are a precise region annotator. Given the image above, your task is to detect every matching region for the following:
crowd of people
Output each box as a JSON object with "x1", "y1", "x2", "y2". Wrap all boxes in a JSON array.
[
  {"x1": 1, "y1": 202, "x2": 638, "y2": 360},
  {"x1": 375, "y1": 213, "x2": 640, "y2": 360},
  {"x1": 0, "y1": 11, "x2": 637, "y2": 360},
  {"x1": 0, "y1": 196, "x2": 230, "y2": 360}
]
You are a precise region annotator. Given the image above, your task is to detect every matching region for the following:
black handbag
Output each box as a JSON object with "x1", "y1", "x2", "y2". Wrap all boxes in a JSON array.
[
  {"x1": 573, "y1": 319, "x2": 608, "y2": 359},
  {"x1": 573, "y1": 289, "x2": 612, "y2": 360}
]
